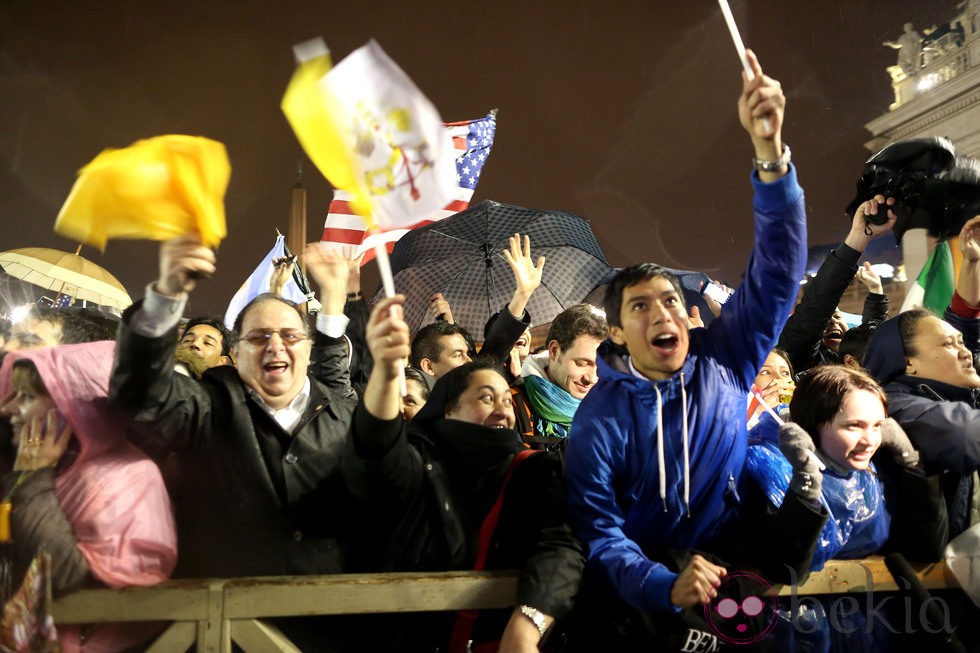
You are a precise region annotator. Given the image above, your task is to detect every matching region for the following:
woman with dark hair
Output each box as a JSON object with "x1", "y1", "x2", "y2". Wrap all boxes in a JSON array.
[
  {"x1": 863, "y1": 215, "x2": 980, "y2": 539},
  {"x1": 400, "y1": 366, "x2": 430, "y2": 421},
  {"x1": 343, "y1": 296, "x2": 583, "y2": 653},
  {"x1": 744, "y1": 365, "x2": 947, "y2": 571},
  {"x1": 747, "y1": 349, "x2": 795, "y2": 431}
]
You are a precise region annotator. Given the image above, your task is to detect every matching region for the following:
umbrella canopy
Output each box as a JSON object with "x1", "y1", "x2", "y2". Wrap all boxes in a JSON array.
[
  {"x1": 0, "y1": 247, "x2": 132, "y2": 310},
  {"x1": 374, "y1": 200, "x2": 613, "y2": 337}
]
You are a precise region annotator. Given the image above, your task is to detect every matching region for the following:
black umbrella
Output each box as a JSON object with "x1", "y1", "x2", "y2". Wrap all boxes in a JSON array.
[{"x1": 373, "y1": 200, "x2": 613, "y2": 336}]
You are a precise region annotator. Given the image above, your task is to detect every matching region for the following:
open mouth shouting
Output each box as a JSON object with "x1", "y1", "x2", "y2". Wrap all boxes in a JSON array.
[
  {"x1": 263, "y1": 360, "x2": 289, "y2": 377},
  {"x1": 652, "y1": 332, "x2": 680, "y2": 355}
]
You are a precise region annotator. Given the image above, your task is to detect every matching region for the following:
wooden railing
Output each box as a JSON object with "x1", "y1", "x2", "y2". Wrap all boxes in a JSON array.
[{"x1": 50, "y1": 558, "x2": 959, "y2": 652}]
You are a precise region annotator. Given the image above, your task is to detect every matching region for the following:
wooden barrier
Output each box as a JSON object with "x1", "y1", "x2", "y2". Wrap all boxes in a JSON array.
[{"x1": 49, "y1": 559, "x2": 959, "y2": 652}]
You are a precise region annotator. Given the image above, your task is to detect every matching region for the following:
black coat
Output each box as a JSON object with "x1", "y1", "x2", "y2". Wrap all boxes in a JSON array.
[
  {"x1": 344, "y1": 407, "x2": 584, "y2": 650},
  {"x1": 865, "y1": 308, "x2": 980, "y2": 538},
  {"x1": 109, "y1": 304, "x2": 360, "y2": 578},
  {"x1": 777, "y1": 242, "x2": 888, "y2": 374}
]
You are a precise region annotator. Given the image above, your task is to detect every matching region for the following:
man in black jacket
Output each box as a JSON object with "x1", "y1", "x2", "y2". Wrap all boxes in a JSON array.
[
  {"x1": 777, "y1": 195, "x2": 896, "y2": 374},
  {"x1": 109, "y1": 234, "x2": 360, "y2": 649}
]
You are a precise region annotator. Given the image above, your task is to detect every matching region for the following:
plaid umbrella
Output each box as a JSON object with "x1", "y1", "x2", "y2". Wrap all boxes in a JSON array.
[{"x1": 374, "y1": 200, "x2": 613, "y2": 337}]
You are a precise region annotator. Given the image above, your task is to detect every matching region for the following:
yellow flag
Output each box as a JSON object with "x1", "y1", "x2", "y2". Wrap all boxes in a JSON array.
[
  {"x1": 281, "y1": 39, "x2": 373, "y2": 222},
  {"x1": 54, "y1": 134, "x2": 230, "y2": 250}
]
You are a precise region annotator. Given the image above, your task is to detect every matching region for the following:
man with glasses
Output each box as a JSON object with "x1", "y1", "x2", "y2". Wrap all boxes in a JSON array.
[{"x1": 110, "y1": 234, "x2": 358, "y2": 650}]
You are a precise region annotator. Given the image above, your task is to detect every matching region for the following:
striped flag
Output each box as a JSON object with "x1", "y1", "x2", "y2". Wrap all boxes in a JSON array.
[
  {"x1": 321, "y1": 111, "x2": 497, "y2": 263},
  {"x1": 900, "y1": 240, "x2": 956, "y2": 314}
]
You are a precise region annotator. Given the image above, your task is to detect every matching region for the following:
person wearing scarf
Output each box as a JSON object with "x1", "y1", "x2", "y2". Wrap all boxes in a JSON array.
[
  {"x1": 513, "y1": 304, "x2": 607, "y2": 446},
  {"x1": 342, "y1": 296, "x2": 583, "y2": 653}
]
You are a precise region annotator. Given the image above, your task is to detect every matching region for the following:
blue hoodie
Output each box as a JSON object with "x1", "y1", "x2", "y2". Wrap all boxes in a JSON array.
[{"x1": 566, "y1": 166, "x2": 806, "y2": 612}]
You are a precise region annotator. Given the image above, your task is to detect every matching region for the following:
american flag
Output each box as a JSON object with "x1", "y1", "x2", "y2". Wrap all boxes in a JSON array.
[{"x1": 321, "y1": 111, "x2": 497, "y2": 264}]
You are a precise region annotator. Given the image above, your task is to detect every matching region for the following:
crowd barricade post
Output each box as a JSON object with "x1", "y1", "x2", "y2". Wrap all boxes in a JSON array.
[{"x1": 48, "y1": 560, "x2": 958, "y2": 652}]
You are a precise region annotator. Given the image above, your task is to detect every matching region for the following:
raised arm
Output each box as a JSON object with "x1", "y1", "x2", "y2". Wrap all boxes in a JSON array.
[
  {"x1": 957, "y1": 215, "x2": 980, "y2": 307},
  {"x1": 739, "y1": 49, "x2": 787, "y2": 183},
  {"x1": 303, "y1": 243, "x2": 355, "y2": 401},
  {"x1": 482, "y1": 234, "x2": 544, "y2": 361},
  {"x1": 344, "y1": 295, "x2": 425, "y2": 505},
  {"x1": 777, "y1": 197, "x2": 896, "y2": 371},
  {"x1": 109, "y1": 234, "x2": 217, "y2": 452},
  {"x1": 708, "y1": 50, "x2": 807, "y2": 383}
]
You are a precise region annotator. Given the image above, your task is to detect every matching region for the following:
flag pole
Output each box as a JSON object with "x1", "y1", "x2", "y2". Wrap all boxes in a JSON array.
[
  {"x1": 373, "y1": 237, "x2": 408, "y2": 397},
  {"x1": 717, "y1": 0, "x2": 771, "y2": 133}
]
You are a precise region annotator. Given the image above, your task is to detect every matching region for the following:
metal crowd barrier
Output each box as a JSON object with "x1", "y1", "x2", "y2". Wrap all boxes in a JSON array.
[{"x1": 50, "y1": 558, "x2": 958, "y2": 652}]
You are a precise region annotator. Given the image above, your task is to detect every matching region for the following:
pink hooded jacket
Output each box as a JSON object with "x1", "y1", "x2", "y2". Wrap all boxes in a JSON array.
[{"x1": 0, "y1": 340, "x2": 177, "y2": 651}]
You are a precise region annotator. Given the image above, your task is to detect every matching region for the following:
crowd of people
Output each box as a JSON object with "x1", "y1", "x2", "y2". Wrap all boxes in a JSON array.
[{"x1": 1, "y1": 50, "x2": 980, "y2": 653}]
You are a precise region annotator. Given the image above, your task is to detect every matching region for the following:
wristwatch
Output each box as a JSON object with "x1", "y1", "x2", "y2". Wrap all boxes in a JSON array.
[
  {"x1": 752, "y1": 143, "x2": 791, "y2": 172},
  {"x1": 518, "y1": 604, "x2": 549, "y2": 638}
]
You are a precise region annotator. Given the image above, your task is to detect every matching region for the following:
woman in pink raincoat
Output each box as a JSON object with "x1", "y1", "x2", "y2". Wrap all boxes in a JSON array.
[{"x1": 0, "y1": 340, "x2": 177, "y2": 652}]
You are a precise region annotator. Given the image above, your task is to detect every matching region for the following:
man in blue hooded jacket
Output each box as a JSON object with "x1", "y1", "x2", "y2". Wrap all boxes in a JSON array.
[{"x1": 565, "y1": 50, "x2": 807, "y2": 646}]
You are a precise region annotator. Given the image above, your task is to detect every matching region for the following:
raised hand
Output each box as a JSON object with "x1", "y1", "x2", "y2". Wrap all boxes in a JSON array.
[
  {"x1": 961, "y1": 215, "x2": 980, "y2": 262},
  {"x1": 13, "y1": 409, "x2": 71, "y2": 472},
  {"x1": 738, "y1": 49, "x2": 784, "y2": 143},
  {"x1": 366, "y1": 296, "x2": 411, "y2": 380},
  {"x1": 855, "y1": 261, "x2": 884, "y2": 295},
  {"x1": 302, "y1": 243, "x2": 348, "y2": 315},
  {"x1": 269, "y1": 255, "x2": 296, "y2": 297},
  {"x1": 503, "y1": 234, "x2": 545, "y2": 298},
  {"x1": 846, "y1": 194, "x2": 898, "y2": 250},
  {"x1": 778, "y1": 423, "x2": 823, "y2": 502},
  {"x1": 878, "y1": 418, "x2": 919, "y2": 468},
  {"x1": 428, "y1": 293, "x2": 454, "y2": 324},
  {"x1": 341, "y1": 246, "x2": 366, "y2": 295},
  {"x1": 688, "y1": 305, "x2": 704, "y2": 330},
  {"x1": 156, "y1": 233, "x2": 216, "y2": 297}
]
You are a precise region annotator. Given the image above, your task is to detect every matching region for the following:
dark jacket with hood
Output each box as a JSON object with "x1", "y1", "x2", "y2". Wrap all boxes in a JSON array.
[
  {"x1": 777, "y1": 242, "x2": 888, "y2": 374},
  {"x1": 343, "y1": 391, "x2": 583, "y2": 651},
  {"x1": 109, "y1": 301, "x2": 361, "y2": 579},
  {"x1": 864, "y1": 305, "x2": 980, "y2": 537}
]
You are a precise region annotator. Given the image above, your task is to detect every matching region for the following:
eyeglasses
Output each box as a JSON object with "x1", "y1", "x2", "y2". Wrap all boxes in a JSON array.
[{"x1": 238, "y1": 329, "x2": 309, "y2": 347}]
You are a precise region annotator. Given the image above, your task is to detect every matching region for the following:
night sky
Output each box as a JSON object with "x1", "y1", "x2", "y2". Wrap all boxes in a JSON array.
[{"x1": 0, "y1": 0, "x2": 961, "y2": 317}]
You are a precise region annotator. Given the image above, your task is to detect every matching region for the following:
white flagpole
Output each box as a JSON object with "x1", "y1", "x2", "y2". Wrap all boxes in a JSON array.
[
  {"x1": 371, "y1": 206, "x2": 408, "y2": 397},
  {"x1": 718, "y1": 0, "x2": 771, "y2": 133},
  {"x1": 749, "y1": 386, "x2": 825, "y2": 470}
]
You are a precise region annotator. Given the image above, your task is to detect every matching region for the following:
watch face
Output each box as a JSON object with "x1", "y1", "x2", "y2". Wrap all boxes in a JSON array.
[{"x1": 520, "y1": 606, "x2": 547, "y2": 635}]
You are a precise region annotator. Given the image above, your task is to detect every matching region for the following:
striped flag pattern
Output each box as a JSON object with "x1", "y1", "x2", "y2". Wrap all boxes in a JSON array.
[{"x1": 321, "y1": 111, "x2": 496, "y2": 264}]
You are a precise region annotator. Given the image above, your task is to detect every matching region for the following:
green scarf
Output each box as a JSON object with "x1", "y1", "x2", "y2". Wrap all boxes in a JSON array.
[{"x1": 522, "y1": 375, "x2": 581, "y2": 438}]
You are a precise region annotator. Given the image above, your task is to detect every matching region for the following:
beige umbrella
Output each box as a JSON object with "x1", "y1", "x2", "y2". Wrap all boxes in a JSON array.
[{"x1": 0, "y1": 247, "x2": 132, "y2": 310}]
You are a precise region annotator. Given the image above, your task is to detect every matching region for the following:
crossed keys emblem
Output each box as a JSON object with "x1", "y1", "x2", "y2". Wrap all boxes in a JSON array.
[{"x1": 354, "y1": 104, "x2": 435, "y2": 201}]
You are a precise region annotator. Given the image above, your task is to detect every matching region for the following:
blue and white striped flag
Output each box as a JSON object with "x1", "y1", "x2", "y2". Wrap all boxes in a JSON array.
[{"x1": 224, "y1": 234, "x2": 308, "y2": 330}]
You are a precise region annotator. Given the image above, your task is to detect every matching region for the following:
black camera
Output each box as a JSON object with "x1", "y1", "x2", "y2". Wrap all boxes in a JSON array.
[{"x1": 845, "y1": 137, "x2": 980, "y2": 242}]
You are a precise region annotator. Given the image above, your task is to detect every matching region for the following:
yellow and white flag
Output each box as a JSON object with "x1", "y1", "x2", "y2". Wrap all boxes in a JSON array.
[{"x1": 282, "y1": 38, "x2": 456, "y2": 229}]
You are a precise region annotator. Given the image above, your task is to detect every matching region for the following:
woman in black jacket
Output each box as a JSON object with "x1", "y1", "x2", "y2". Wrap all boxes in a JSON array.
[
  {"x1": 863, "y1": 215, "x2": 980, "y2": 539},
  {"x1": 344, "y1": 295, "x2": 583, "y2": 653}
]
